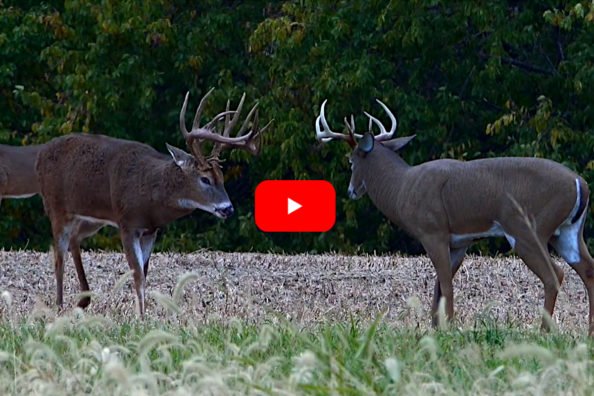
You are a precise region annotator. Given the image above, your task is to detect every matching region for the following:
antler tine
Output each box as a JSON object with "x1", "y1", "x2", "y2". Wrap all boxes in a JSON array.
[
  {"x1": 224, "y1": 99, "x2": 231, "y2": 136},
  {"x1": 364, "y1": 111, "x2": 386, "y2": 133},
  {"x1": 239, "y1": 108, "x2": 272, "y2": 155},
  {"x1": 201, "y1": 95, "x2": 236, "y2": 131},
  {"x1": 315, "y1": 116, "x2": 331, "y2": 143},
  {"x1": 226, "y1": 93, "x2": 246, "y2": 137},
  {"x1": 315, "y1": 100, "x2": 356, "y2": 146},
  {"x1": 203, "y1": 109, "x2": 237, "y2": 130},
  {"x1": 191, "y1": 87, "x2": 215, "y2": 131},
  {"x1": 343, "y1": 114, "x2": 363, "y2": 139},
  {"x1": 235, "y1": 100, "x2": 259, "y2": 137},
  {"x1": 343, "y1": 115, "x2": 353, "y2": 134},
  {"x1": 184, "y1": 88, "x2": 235, "y2": 132},
  {"x1": 180, "y1": 95, "x2": 253, "y2": 144},
  {"x1": 180, "y1": 89, "x2": 235, "y2": 140},
  {"x1": 259, "y1": 118, "x2": 273, "y2": 135},
  {"x1": 179, "y1": 91, "x2": 192, "y2": 139},
  {"x1": 210, "y1": 94, "x2": 250, "y2": 159},
  {"x1": 252, "y1": 114, "x2": 273, "y2": 154},
  {"x1": 375, "y1": 99, "x2": 398, "y2": 137},
  {"x1": 246, "y1": 109, "x2": 260, "y2": 154},
  {"x1": 209, "y1": 99, "x2": 230, "y2": 160},
  {"x1": 364, "y1": 99, "x2": 398, "y2": 142}
]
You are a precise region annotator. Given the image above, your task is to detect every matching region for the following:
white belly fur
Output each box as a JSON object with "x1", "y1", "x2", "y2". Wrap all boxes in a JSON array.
[
  {"x1": 3, "y1": 193, "x2": 37, "y2": 199},
  {"x1": 75, "y1": 214, "x2": 119, "y2": 228},
  {"x1": 450, "y1": 178, "x2": 583, "y2": 265},
  {"x1": 450, "y1": 222, "x2": 515, "y2": 249}
]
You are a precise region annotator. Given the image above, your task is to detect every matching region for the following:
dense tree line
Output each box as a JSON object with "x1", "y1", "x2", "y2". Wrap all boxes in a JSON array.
[{"x1": 1, "y1": 1, "x2": 594, "y2": 254}]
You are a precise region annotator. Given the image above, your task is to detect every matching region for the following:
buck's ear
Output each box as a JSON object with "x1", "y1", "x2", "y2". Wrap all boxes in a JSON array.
[
  {"x1": 166, "y1": 143, "x2": 193, "y2": 167},
  {"x1": 355, "y1": 133, "x2": 374, "y2": 157},
  {"x1": 381, "y1": 135, "x2": 415, "y2": 152}
]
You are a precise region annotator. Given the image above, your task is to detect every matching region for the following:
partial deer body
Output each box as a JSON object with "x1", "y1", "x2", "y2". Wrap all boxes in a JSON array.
[
  {"x1": 0, "y1": 144, "x2": 44, "y2": 200},
  {"x1": 37, "y1": 89, "x2": 269, "y2": 316},
  {"x1": 0, "y1": 143, "x2": 102, "y2": 308},
  {"x1": 316, "y1": 100, "x2": 594, "y2": 335}
]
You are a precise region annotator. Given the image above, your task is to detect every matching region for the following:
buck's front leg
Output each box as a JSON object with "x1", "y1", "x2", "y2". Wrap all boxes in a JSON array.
[
  {"x1": 120, "y1": 228, "x2": 147, "y2": 318},
  {"x1": 421, "y1": 235, "x2": 455, "y2": 328},
  {"x1": 50, "y1": 219, "x2": 75, "y2": 308},
  {"x1": 432, "y1": 245, "x2": 467, "y2": 320}
]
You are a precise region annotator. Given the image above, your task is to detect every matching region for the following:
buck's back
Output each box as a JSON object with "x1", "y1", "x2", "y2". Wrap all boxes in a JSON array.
[
  {"x1": 438, "y1": 157, "x2": 580, "y2": 233},
  {"x1": 36, "y1": 134, "x2": 164, "y2": 221}
]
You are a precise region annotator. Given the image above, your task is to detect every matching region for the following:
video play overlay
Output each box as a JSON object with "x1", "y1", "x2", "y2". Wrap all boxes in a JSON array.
[{"x1": 254, "y1": 180, "x2": 336, "y2": 232}]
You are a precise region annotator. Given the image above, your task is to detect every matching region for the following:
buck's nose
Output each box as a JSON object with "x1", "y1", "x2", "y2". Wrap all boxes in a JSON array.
[
  {"x1": 218, "y1": 205, "x2": 235, "y2": 218},
  {"x1": 347, "y1": 187, "x2": 357, "y2": 200}
]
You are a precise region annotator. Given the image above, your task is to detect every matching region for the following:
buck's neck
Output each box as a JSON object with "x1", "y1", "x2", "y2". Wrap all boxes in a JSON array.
[
  {"x1": 363, "y1": 146, "x2": 410, "y2": 222},
  {"x1": 144, "y1": 160, "x2": 197, "y2": 224}
]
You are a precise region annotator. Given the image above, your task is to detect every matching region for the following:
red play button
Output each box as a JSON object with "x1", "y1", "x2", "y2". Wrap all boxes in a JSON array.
[{"x1": 255, "y1": 180, "x2": 336, "y2": 232}]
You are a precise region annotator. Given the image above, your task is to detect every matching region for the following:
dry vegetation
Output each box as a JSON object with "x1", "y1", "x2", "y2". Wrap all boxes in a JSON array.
[
  {"x1": 0, "y1": 250, "x2": 589, "y2": 332},
  {"x1": 1, "y1": 250, "x2": 594, "y2": 395}
]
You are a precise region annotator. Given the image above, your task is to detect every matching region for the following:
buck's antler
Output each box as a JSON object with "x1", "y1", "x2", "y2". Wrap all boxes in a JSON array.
[
  {"x1": 179, "y1": 89, "x2": 271, "y2": 162},
  {"x1": 316, "y1": 99, "x2": 398, "y2": 146},
  {"x1": 315, "y1": 100, "x2": 360, "y2": 147},
  {"x1": 364, "y1": 99, "x2": 398, "y2": 142},
  {"x1": 209, "y1": 94, "x2": 272, "y2": 159}
]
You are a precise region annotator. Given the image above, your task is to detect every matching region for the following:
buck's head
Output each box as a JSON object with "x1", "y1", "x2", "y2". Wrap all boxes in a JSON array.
[
  {"x1": 315, "y1": 99, "x2": 414, "y2": 200},
  {"x1": 172, "y1": 89, "x2": 271, "y2": 219}
]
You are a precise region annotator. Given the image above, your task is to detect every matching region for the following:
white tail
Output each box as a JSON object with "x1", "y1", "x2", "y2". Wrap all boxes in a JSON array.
[
  {"x1": 317, "y1": 99, "x2": 594, "y2": 335},
  {"x1": 36, "y1": 89, "x2": 270, "y2": 317}
]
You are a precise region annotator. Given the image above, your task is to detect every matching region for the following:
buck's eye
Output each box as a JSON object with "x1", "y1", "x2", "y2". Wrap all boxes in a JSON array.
[{"x1": 200, "y1": 177, "x2": 211, "y2": 186}]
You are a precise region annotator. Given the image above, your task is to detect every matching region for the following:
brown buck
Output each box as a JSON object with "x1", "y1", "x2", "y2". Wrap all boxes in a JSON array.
[
  {"x1": 316, "y1": 99, "x2": 594, "y2": 334},
  {"x1": 36, "y1": 89, "x2": 270, "y2": 316},
  {"x1": 0, "y1": 144, "x2": 44, "y2": 203}
]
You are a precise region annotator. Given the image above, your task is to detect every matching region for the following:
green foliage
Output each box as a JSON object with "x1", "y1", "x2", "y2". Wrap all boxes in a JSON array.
[{"x1": 1, "y1": 1, "x2": 594, "y2": 253}]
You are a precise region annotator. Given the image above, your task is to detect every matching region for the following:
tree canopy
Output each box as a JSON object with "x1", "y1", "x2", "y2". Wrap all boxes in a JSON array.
[{"x1": 1, "y1": 1, "x2": 594, "y2": 254}]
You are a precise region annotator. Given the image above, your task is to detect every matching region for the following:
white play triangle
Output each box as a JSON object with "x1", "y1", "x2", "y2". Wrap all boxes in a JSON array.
[{"x1": 287, "y1": 198, "x2": 302, "y2": 215}]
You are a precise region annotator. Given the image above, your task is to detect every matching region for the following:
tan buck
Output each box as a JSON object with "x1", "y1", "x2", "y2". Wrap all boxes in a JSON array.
[
  {"x1": 316, "y1": 99, "x2": 594, "y2": 334},
  {"x1": 36, "y1": 89, "x2": 270, "y2": 316}
]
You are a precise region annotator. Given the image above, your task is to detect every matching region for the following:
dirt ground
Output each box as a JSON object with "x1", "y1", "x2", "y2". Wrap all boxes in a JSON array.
[{"x1": 0, "y1": 250, "x2": 590, "y2": 333}]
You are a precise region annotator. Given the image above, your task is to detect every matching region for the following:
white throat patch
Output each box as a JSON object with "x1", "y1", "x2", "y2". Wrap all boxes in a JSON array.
[{"x1": 176, "y1": 199, "x2": 211, "y2": 212}]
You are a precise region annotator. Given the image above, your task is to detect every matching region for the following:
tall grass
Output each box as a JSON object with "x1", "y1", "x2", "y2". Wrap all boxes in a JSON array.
[
  {"x1": 2, "y1": 266, "x2": 593, "y2": 395},
  {"x1": 0, "y1": 306, "x2": 592, "y2": 395}
]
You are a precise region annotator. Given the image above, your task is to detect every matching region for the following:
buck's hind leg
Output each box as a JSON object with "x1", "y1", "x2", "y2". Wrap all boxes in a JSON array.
[
  {"x1": 504, "y1": 219, "x2": 563, "y2": 331},
  {"x1": 70, "y1": 220, "x2": 105, "y2": 309},
  {"x1": 557, "y1": 224, "x2": 594, "y2": 335},
  {"x1": 432, "y1": 245, "x2": 468, "y2": 322},
  {"x1": 550, "y1": 199, "x2": 594, "y2": 335}
]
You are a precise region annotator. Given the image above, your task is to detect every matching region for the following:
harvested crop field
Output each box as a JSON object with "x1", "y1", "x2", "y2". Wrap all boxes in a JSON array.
[{"x1": 0, "y1": 250, "x2": 589, "y2": 333}]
